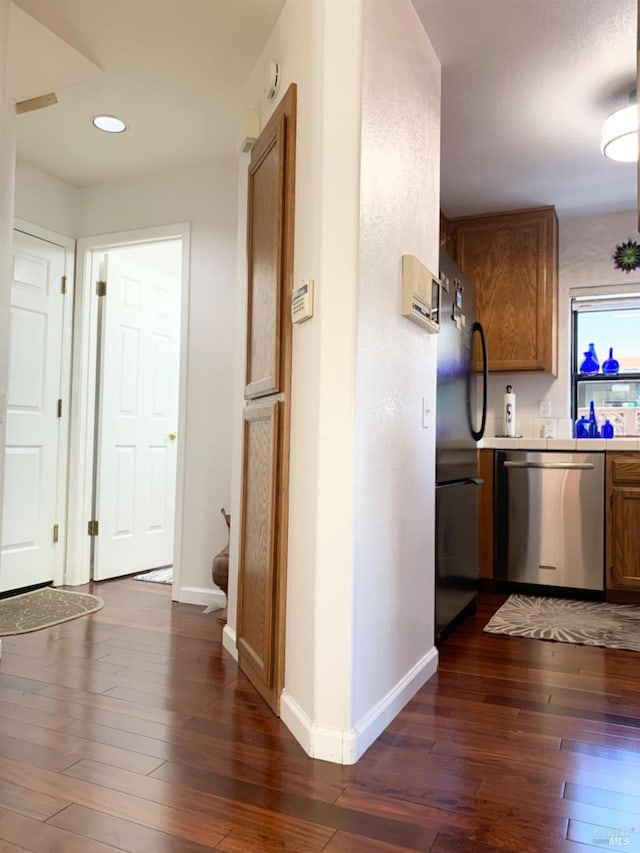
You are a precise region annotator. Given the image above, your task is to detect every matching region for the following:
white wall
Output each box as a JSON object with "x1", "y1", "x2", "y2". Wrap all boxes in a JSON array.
[
  {"x1": 13, "y1": 161, "x2": 238, "y2": 602},
  {"x1": 14, "y1": 163, "x2": 78, "y2": 237},
  {"x1": 0, "y1": 0, "x2": 16, "y2": 549},
  {"x1": 485, "y1": 209, "x2": 640, "y2": 438},
  {"x1": 228, "y1": 0, "x2": 360, "y2": 744},
  {"x1": 228, "y1": 0, "x2": 441, "y2": 764},
  {"x1": 109, "y1": 240, "x2": 182, "y2": 277},
  {"x1": 352, "y1": 0, "x2": 440, "y2": 728}
]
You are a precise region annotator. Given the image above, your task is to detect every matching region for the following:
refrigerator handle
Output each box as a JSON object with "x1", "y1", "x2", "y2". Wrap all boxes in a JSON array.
[
  {"x1": 470, "y1": 321, "x2": 488, "y2": 441},
  {"x1": 436, "y1": 477, "x2": 485, "y2": 489}
]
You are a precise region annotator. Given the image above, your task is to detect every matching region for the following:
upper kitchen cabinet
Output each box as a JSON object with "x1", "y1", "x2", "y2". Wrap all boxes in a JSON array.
[{"x1": 450, "y1": 206, "x2": 558, "y2": 374}]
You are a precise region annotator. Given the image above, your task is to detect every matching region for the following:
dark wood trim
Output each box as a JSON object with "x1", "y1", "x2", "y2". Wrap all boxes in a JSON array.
[
  {"x1": 606, "y1": 588, "x2": 640, "y2": 604},
  {"x1": 448, "y1": 203, "x2": 557, "y2": 222}
]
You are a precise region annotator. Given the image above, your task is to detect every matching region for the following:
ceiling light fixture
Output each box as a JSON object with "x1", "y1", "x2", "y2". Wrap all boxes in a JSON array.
[
  {"x1": 91, "y1": 114, "x2": 127, "y2": 133},
  {"x1": 601, "y1": 91, "x2": 638, "y2": 163}
]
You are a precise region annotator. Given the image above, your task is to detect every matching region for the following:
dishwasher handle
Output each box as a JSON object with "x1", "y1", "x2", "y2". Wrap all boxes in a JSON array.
[{"x1": 503, "y1": 461, "x2": 595, "y2": 470}]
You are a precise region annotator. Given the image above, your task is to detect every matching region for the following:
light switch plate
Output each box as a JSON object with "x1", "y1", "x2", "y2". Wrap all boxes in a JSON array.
[{"x1": 538, "y1": 400, "x2": 551, "y2": 417}]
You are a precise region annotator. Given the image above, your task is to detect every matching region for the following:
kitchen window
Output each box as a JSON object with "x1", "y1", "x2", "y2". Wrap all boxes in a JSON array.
[{"x1": 571, "y1": 289, "x2": 640, "y2": 437}]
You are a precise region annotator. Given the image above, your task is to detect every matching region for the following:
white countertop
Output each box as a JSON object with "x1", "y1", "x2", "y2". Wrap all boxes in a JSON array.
[{"x1": 479, "y1": 437, "x2": 640, "y2": 451}]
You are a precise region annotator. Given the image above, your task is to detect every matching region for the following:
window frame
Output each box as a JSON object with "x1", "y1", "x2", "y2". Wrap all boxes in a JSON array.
[{"x1": 570, "y1": 285, "x2": 640, "y2": 437}]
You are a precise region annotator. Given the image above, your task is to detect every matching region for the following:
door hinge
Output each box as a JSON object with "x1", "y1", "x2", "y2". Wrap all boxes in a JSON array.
[
  {"x1": 88, "y1": 520, "x2": 99, "y2": 536},
  {"x1": 61, "y1": 275, "x2": 67, "y2": 294},
  {"x1": 53, "y1": 524, "x2": 59, "y2": 543},
  {"x1": 57, "y1": 398, "x2": 62, "y2": 418},
  {"x1": 96, "y1": 280, "x2": 107, "y2": 297}
]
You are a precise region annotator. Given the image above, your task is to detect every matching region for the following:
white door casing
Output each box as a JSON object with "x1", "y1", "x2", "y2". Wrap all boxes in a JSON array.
[
  {"x1": 1, "y1": 228, "x2": 73, "y2": 592},
  {"x1": 92, "y1": 253, "x2": 180, "y2": 581}
]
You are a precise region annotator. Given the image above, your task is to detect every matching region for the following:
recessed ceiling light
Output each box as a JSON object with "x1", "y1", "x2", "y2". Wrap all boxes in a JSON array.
[{"x1": 91, "y1": 115, "x2": 127, "y2": 133}]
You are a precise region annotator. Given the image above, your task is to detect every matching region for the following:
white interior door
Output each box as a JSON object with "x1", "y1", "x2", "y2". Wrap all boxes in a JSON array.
[
  {"x1": 93, "y1": 253, "x2": 180, "y2": 581},
  {"x1": 1, "y1": 231, "x2": 67, "y2": 592}
]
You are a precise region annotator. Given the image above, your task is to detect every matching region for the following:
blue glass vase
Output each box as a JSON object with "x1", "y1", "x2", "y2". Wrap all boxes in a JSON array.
[
  {"x1": 575, "y1": 415, "x2": 589, "y2": 438},
  {"x1": 601, "y1": 347, "x2": 620, "y2": 376},
  {"x1": 602, "y1": 419, "x2": 614, "y2": 439},
  {"x1": 588, "y1": 400, "x2": 600, "y2": 438},
  {"x1": 579, "y1": 343, "x2": 599, "y2": 375}
]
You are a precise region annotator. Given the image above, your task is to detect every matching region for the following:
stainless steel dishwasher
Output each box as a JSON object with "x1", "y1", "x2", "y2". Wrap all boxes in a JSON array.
[{"x1": 495, "y1": 451, "x2": 605, "y2": 591}]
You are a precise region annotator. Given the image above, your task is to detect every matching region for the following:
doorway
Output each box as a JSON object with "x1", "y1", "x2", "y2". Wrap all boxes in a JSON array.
[
  {"x1": 66, "y1": 224, "x2": 190, "y2": 592},
  {"x1": 0, "y1": 221, "x2": 75, "y2": 593}
]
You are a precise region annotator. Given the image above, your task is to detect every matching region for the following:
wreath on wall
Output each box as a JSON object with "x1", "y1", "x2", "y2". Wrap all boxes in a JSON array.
[{"x1": 613, "y1": 239, "x2": 640, "y2": 273}]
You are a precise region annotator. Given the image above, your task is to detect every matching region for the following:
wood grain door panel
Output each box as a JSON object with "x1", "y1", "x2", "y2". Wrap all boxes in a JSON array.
[
  {"x1": 606, "y1": 453, "x2": 640, "y2": 592},
  {"x1": 245, "y1": 116, "x2": 286, "y2": 400},
  {"x1": 609, "y1": 488, "x2": 640, "y2": 590},
  {"x1": 237, "y1": 401, "x2": 280, "y2": 689},
  {"x1": 237, "y1": 83, "x2": 296, "y2": 716},
  {"x1": 452, "y1": 207, "x2": 557, "y2": 374}
]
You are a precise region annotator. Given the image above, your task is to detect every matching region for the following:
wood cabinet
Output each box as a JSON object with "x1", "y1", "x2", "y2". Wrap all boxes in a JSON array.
[
  {"x1": 606, "y1": 453, "x2": 640, "y2": 596},
  {"x1": 440, "y1": 210, "x2": 454, "y2": 257},
  {"x1": 450, "y1": 206, "x2": 558, "y2": 374}
]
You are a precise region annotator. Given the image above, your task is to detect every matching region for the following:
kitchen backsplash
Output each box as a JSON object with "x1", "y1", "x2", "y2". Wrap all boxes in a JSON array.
[{"x1": 483, "y1": 414, "x2": 574, "y2": 440}]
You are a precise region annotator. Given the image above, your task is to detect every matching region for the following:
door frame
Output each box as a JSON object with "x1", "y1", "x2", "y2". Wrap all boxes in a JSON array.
[
  {"x1": 66, "y1": 223, "x2": 190, "y2": 594},
  {"x1": 11, "y1": 218, "x2": 75, "y2": 589}
]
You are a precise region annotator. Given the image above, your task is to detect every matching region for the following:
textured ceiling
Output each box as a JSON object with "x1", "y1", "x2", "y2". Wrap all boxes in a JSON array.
[
  {"x1": 414, "y1": 0, "x2": 638, "y2": 219},
  {"x1": 11, "y1": 0, "x2": 286, "y2": 188},
  {"x1": 9, "y1": 0, "x2": 639, "y2": 219}
]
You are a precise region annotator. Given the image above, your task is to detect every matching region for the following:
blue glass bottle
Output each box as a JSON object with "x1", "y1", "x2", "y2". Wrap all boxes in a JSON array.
[
  {"x1": 575, "y1": 415, "x2": 589, "y2": 438},
  {"x1": 588, "y1": 400, "x2": 600, "y2": 438},
  {"x1": 601, "y1": 419, "x2": 614, "y2": 439},
  {"x1": 579, "y1": 343, "x2": 599, "y2": 375},
  {"x1": 601, "y1": 347, "x2": 620, "y2": 375}
]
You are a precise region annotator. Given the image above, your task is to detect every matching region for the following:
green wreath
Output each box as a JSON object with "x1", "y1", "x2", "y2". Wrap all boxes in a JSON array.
[{"x1": 613, "y1": 239, "x2": 640, "y2": 273}]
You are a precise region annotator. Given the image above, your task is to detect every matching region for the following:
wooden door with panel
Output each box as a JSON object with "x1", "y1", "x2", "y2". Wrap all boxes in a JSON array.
[{"x1": 237, "y1": 84, "x2": 296, "y2": 715}]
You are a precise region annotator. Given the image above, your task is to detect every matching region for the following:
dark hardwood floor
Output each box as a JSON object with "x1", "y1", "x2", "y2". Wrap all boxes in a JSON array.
[{"x1": 0, "y1": 581, "x2": 639, "y2": 851}]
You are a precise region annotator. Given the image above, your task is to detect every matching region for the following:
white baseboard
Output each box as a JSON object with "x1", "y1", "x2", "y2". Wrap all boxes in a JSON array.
[
  {"x1": 222, "y1": 624, "x2": 238, "y2": 661},
  {"x1": 177, "y1": 586, "x2": 226, "y2": 609},
  {"x1": 350, "y1": 646, "x2": 439, "y2": 761},
  {"x1": 281, "y1": 646, "x2": 439, "y2": 765}
]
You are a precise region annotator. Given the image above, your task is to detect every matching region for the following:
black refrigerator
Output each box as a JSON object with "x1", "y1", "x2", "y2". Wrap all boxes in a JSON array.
[{"x1": 435, "y1": 248, "x2": 488, "y2": 645}]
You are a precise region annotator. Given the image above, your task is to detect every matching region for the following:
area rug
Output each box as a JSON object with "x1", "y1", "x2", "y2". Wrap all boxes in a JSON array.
[
  {"x1": 133, "y1": 568, "x2": 172, "y2": 584},
  {"x1": 0, "y1": 587, "x2": 104, "y2": 636},
  {"x1": 484, "y1": 595, "x2": 640, "y2": 652}
]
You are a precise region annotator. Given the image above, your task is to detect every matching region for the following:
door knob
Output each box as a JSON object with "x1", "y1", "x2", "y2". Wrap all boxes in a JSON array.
[{"x1": 168, "y1": 431, "x2": 177, "y2": 441}]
